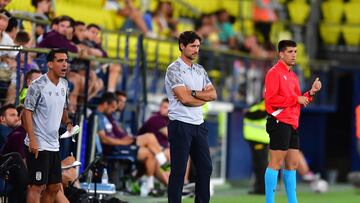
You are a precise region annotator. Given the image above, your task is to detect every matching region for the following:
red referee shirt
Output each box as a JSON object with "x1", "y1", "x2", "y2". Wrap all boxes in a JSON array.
[{"x1": 264, "y1": 60, "x2": 312, "y2": 129}]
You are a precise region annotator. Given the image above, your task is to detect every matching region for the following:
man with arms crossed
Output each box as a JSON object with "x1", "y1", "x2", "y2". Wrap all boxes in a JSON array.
[
  {"x1": 23, "y1": 48, "x2": 73, "y2": 203},
  {"x1": 165, "y1": 31, "x2": 217, "y2": 203},
  {"x1": 264, "y1": 40, "x2": 322, "y2": 203}
]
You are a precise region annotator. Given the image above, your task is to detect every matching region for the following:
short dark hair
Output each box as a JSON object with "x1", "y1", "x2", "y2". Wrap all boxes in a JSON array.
[
  {"x1": 25, "y1": 69, "x2": 42, "y2": 81},
  {"x1": 86, "y1": 23, "x2": 101, "y2": 31},
  {"x1": 15, "y1": 31, "x2": 31, "y2": 45},
  {"x1": 31, "y1": 0, "x2": 50, "y2": 7},
  {"x1": 0, "y1": 104, "x2": 16, "y2": 116},
  {"x1": 51, "y1": 16, "x2": 60, "y2": 27},
  {"x1": 161, "y1": 98, "x2": 169, "y2": 103},
  {"x1": 99, "y1": 92, "x2": 118, "y2": 104},
  {"x1": 74, "y1": 21, "x2": 85, "y2": 27},
  {"x1": 47, "y1": 48, "x2": 68, "y2": 62},
  {"x1": 178, "y1": 31, "x2": 201, "y2": 51},
  {"x1": 58, "y1": 15, "x2": 74, "y2": 27},
  {"x1": 278, "y1": 40, "x2": 297, "y2": 52},
  {"x1": 16, "y1": 105, "x2": 24, "y2": 116},
  {"x1": 5, "y1": 17, "x2": 18, "y2": 33},
  {"x1": 115, "y1": 91, "x2": 127, "y2": 98}
]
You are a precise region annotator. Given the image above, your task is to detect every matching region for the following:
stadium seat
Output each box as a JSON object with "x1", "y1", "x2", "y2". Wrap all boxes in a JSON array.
[
  {"x1": 288, "y1": 0, "x2": 310, "y2": 25},
  {"x1": 344, "y1": 2, "x2": 360, "y2": 24},
  {"x1": 57, "y1": 0, "x2": 104, "y2": 8},
  {"x1": 221, "y1": 0, "x2": 240, "y2": 18},
  {"x1": 321, "y1": 1, "x2": 344, "y2": 23},
  {"x1": 6, "y1": 0, "x2": 35, "y2": 12},
  {"x1": 319, "y1": 23, "x2": 341, "y2": 45},
  {"x1": 342, "y1": 25, "x2": 360, "y2": 46},
  {"x1": 56, "y1": 1, "x2": 118, "y2": 30},
  {"x1": 239, "y1": 0, "x2": 254, "y2": 20}
]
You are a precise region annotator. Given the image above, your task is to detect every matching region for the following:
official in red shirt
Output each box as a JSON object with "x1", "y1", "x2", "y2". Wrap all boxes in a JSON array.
[{"x1": 263, "y1": 40, "x2": 322, "y2": 203}]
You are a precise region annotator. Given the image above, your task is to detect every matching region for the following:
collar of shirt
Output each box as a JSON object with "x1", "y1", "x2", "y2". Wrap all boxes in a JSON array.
[
  {"x1": 276, "y1": 60, "x2": 292, "y2": 73},
  {"x1": 177, "y1": 57, "x2": 194, "y2": 71}
]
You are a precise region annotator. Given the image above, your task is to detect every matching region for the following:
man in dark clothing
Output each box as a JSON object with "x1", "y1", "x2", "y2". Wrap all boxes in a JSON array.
[
  {"x1": 0, "y1": 104, "x2": 18, "y2": 146},
  {"x1": 38, "y1": 15, "x2": 78, "y2": 53},
  {"x1": 138, "y1": 98, "x2": 169, "y2": 148},
  {"x1": 1, "y1": 124, "x2": 26, "y2": 158}
]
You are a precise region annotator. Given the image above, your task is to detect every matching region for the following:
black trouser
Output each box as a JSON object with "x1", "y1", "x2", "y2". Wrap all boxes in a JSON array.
[
  {"x1": 0, "y1": 152, "x2": 28, "y2": 203},
  {"x1": 248, "y1": 141, "x2": 268, "y2": 194},
  {"x1": 167, "y1": 120, "x2": 212, "y2": 203}
]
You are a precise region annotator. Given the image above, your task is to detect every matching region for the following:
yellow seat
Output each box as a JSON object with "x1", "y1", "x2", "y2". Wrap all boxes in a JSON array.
[
  {"x1": 319, "y1": 23, "x2": 341, "y2": 45},
  {"x1": 56, "y1": 2, "x2": 117, "y2": 30},
  {"x1": 58, "y1": 0, "x2": 104, "y2": 8},
  {"x1": 239, "y1": 0, "x2": 254, "y2": 20},
  {"x1": 344, "y1": 2, "x2": 360, "y2": 24},
  {"x1": 221, "y1": 0, "x2": 240, "y2": 18},
  {"x1": 342, "y1": 24, "x2": 360, "y2": 46},
  {"x1": 7, "y1": 0, "x2": 34, "y2": 12},
  {"x1": 321, "y1": 1, "x2": 344, "y2": 23},
  {"x1": 177, "y1": 21, "x2": 194, "y2": 33},
  {"x1": 288, "y1": 1, "x2": 310, "y2": 25}
]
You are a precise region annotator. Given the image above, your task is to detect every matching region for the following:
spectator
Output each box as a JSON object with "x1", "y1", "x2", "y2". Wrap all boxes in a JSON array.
[
  {"x1": 0, "y1": 0, "x2": 12, "y2": 18},
  {"x1": 70, "y1": 21, "x2": 104, "y2": 102},
  {"x1": 15, "y1": 31, "x2": 41, "y2": 73},
  {"x1": 0, "y1": 14, "x2": 16, "y2": 57},
  {"x1": 0, "y1": 104, "x2": 18, "y2": 145},
  {"x1": 216, "y1": 9, "x2": 237, "y2": 49},
  {"x1": 31, "y1": 0, "x2": 52, "y2": 20},
  {"x1": 113, "y1": 0, "x2": 152, "y2": 36},
  {"x1": 96, "y1": 92, "x2": 168, "y2": 195},
  {"x1": 1, "y1": 105, "x2": 26, "y2": 157},
  {"x1": 253, "y1": 0, "x2": 280, "y2": 45},
  {"x1": 5, "y1": 17, "x2": 18, "y2": 41},
  {"x1": 0, "y1": 0, "x2": 10, "y2": 9},
  {"x1": 72, "y1": 21, "x2": 85, "y2": 45},
  {"x1": 14, "y1": 30, "x2": 32, "y2": 46},
  {"x1": 31, "y1": 0, "x2": 52, "y2": 41},
  {"x1": 19, "y1": 69, "x2": 42, "y2": 104},
  {"x1": 0, "y1": 13, "x2": 18, "y2": 104},
  {"x1": 195, "y1": 13, "x2": 219, "y2": 47},
  {"x1": 138, "y1": 98, "x2": 170, "y2": 158},
  {"x1": 152, "y1": 1, "x2": 178, "y2": 38},
  {"x1": 38, "y1": 15, "x2": 78, "y2": 53},
  {"x1": 83, "y1": 23, "x2": 121, "y2": 93}
]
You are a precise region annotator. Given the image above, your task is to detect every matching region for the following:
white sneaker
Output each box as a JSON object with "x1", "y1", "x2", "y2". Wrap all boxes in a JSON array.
[
  {"x1": 140, "y1": 182, "x2": 149, "y2": 197},
  {"x1": 303, "y1": 172, "x2": 320, "y2": 182}
]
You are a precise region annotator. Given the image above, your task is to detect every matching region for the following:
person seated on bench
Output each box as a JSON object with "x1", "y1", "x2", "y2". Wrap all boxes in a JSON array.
[{"x1": 95, "y1": 92, "x2": 168, "y2": 196}]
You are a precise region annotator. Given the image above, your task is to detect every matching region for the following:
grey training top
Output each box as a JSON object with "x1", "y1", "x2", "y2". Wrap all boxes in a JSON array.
[
  {"x1": 165, "y1": 57, "x2": 212, "y2": 125},
  {"x1": 24, "y1": 74, "x2": 68, "y2": 151}
]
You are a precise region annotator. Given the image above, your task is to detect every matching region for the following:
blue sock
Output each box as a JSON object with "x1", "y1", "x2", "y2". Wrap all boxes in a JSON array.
[
  {"x1": 265, "y1": 168, "x2": 279, "y2": 203},
  {"x1": 283, "y1": 169, "x2": 298, "y2": 203}
]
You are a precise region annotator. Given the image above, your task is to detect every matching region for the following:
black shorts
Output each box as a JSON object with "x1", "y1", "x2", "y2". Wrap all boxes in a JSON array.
[
  {"x1": 266, "y1": 116, "x2": 299, "y2": 150},
  {"x1": 26, "y1": 148, "x2": 62, "y2": 185}
]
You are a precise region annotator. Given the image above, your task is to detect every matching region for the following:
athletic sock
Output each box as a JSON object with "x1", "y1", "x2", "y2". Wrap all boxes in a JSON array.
[
  {"x1": 146, "y1": 175, "x2": 154, "y2": 189},
  {"x1": 155, "y1": 152, "x2": 167, "y2": 166},
  {"x1": 265, "y1": 167, "x2": 279, "y2": 203},
  {"x1": 283, "y1": 169, "x2": 298, "y2": 203}
]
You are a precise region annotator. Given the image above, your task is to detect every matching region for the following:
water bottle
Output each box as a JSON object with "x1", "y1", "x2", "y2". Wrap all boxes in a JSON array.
[{"x1": 102, "y1": 168, "x2": 109, "y2": 184}]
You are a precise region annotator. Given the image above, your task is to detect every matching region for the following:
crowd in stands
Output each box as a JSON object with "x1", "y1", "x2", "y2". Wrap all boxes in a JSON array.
[
  {"x1": 0, "y1": 0, "x2": 173, "y2": 201},
  {"x1": 0, "y1": 0, "x2": 298, "y2": 201}
]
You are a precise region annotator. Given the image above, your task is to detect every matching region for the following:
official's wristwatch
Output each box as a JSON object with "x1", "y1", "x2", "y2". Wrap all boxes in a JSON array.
[{"x1": 191, "y1": 90, "x2": 196, "y2": 97}]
